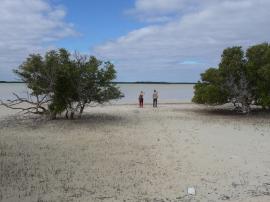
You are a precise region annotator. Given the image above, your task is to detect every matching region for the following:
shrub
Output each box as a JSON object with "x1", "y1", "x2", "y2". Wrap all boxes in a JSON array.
[
  {"x1": 1, "y1": 49, "x2": 124, "y2": 119},
  {"x1": 193, "y1": 43, "x2": 270, "y2": 113}
]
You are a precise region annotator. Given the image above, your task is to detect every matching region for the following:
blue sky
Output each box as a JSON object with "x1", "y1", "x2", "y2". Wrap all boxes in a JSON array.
[
  {"x1": 54, "y1": 0, "x2": 140, "y2": 52},
  {"x1": 0, "y1": 0, "x2": 270, "y2": 82}
]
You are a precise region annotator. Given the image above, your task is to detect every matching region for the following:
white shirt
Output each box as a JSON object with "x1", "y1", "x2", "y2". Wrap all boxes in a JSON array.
[{"x1": 153, "y1": 92, "x2": 158, "y2": 99}]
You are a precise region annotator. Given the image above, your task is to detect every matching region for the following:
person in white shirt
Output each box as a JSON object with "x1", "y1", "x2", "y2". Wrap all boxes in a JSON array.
[{"x1": 153, "y1": 90, "x2": 158, "y2": 108}]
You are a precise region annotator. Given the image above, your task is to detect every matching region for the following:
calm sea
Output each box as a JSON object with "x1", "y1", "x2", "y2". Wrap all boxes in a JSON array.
[{"x1": 0, "y1": 83, "x2": 194, "y2": 104}]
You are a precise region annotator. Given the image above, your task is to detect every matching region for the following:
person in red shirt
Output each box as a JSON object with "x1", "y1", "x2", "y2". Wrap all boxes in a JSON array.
[{"x1": 138, "y1": 91, "x2": 144, "y2": 108}]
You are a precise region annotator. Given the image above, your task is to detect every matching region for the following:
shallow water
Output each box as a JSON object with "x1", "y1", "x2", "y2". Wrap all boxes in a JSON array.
[
  {"x1": 0, "y1": 83, "x2": 29, "y2": 101},
  {"x1": 118, "y1": 83, "x2": 194, "y2": 104},
  {"x1": 0, "y1": 83, "x2": 194, "y2": 104}
]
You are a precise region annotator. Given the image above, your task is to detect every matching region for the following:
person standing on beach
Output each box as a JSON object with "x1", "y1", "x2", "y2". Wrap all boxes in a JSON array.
[
  {"x1": 138, "y1": 91, "x2": 144, "y2": 108},
  {"x1": 153, "y1": 90, "x2": 158, "y2": 108}
]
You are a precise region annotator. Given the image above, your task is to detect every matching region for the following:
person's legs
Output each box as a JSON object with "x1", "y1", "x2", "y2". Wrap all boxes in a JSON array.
[
  {"x1": 139, "y1": 99, "x2": 143, "y2": 107},
  {"x1": 154, "y1": 99, "x2": 157, "y2": 107}
]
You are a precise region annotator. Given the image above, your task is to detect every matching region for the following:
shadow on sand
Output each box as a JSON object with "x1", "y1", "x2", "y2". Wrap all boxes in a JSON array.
[
  {"x1": 195, "y1": 107, "x2": 270, "y2": 117},
  {"x1": 179, "y1": 106, "x2": 270, "y2": 124},
  {"x1": 0, "y1": 112, "x2": 127, "y2": 130}
]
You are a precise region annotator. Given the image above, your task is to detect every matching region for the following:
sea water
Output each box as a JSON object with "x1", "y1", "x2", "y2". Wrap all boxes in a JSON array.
[{"x1": 0, "y1": 83, "x2": 194, "y2": 104}]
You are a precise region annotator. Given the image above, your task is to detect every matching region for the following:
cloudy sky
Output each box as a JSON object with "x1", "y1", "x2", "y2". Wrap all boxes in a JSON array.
[{"x1": 0, "y1": 0, "x2": 269, "y2": 82}]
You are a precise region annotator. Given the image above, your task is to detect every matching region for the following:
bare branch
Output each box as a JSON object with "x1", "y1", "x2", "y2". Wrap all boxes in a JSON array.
[{"x1": 0, "y1": 93, "x2": 49, "y2": 115}]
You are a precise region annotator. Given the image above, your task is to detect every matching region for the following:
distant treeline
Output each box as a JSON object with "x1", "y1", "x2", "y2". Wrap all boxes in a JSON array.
[
  {"x1": 0, "y1": 81, "x2": 196, "y2": 84},
  {"x1": 116, "y1": 82, "x2": 196, "y2": 84},
  {"x1": 0, "y1": 81, "x2": 24, "y2": 83}
]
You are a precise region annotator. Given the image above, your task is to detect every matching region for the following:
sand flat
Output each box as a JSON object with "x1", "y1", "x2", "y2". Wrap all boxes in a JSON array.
[{"x1": 0, "y1": 104, "x2": 270, "y2": 201}]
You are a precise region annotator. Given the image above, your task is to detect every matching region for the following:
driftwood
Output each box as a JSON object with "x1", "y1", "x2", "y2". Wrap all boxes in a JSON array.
[
  {"x1": 1, "y1": 93, "x2": 95, "y2": 119},
  {"x1": 0, "y1": 93, "x2": 49, "y2": 115}
]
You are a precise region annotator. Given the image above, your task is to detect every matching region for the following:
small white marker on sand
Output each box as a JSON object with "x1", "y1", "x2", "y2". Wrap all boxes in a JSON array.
[{"x1": 188, "y1": 187, "x2": 196, "y2": 195}]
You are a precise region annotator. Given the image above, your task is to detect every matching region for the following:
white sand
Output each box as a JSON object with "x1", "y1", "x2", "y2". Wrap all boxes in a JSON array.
[{"x1": 0, "y1": 104, "x2": 270, "y2": 201}]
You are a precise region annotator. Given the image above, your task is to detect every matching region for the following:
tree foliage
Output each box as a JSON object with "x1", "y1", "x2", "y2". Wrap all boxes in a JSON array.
[
  {"x1": 193, "y1": 43, "x2": 270, "y2": 113},
  {"x1": 2, "y1": 49, "x2": 123, "y2": 119}
]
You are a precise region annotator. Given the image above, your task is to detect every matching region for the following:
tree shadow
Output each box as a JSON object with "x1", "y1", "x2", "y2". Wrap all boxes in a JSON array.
[
  {"x1": 56, "y1": 113, "x2": 128, "y2": 127},
  {"x1": 195, "y1": 107, "x2": 270, "y2": 117},
  {"x1": 186, "y1": 106, "x2": 270, "y2": 123},
  {"x1": 0, "y1": 112, "x2": 128, "y2": 130},
  {"x1": 0, "y1": 114, "x2": 48, "y2": 129}
]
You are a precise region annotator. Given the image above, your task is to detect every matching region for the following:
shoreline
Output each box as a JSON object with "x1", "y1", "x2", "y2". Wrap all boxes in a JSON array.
[{"x1": 0, "y1": 81, "x2": 197, "y2": 85}]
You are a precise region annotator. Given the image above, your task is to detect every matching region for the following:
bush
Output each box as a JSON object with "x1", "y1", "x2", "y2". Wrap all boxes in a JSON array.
[
  {"x1": 193, "y1": 43, "x2": 270, "y2": 113},
  {"x1": 2, "y1": 49, "x2": 124, "y2": 119}
]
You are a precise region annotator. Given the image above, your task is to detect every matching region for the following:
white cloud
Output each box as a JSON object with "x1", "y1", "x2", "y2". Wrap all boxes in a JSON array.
[
  {"x1": 126, "y1": 0, "x2": 189, "y2": 23},
  {"x1": 94, "y1": 0, "x2": 270, "y2": 81},
  {"x1": 129, "y1": 0, "x2": 188, "y2": 16},
  {"x1": 133, "y1": 0, "x2": 186, "y2": 13},
  {"x1": 180, "y1": 61, "x2": 203, "y2": 65},
  {"x1": 0, "y1": 0, "x2": 77, "y2": 80}
]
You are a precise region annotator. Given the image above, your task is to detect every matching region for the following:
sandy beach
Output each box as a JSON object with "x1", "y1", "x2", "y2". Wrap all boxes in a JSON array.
[{"x1": 0, "y1": 104, "x2": 270, "y2": 202}]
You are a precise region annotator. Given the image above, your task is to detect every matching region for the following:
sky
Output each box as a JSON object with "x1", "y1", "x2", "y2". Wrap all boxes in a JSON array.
[{"x1": 0, "y1": 0, "x2": 270, "y2": 82}]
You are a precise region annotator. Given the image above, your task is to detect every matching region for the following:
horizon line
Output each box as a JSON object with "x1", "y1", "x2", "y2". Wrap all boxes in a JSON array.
[{"x1": 0, "y1": 81, "x2": 197, "y2": 84}]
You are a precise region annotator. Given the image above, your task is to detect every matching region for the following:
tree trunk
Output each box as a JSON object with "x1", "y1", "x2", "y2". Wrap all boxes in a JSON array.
[
  {"x1": 240, "y1": 100, "x2": 251, "y2": 114},
  {"x1": 70, "y1": 111, "x2": 75, "y2": 119},
  {"x1": 50, "y1": 112, "x2": 57, "y2": 120},
  {"x1": 78, "y1": 104, "x2": 85, "y2": 119},
  {"x1": 65, "y1": 111, "x2": 69, "y2": 119}
]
